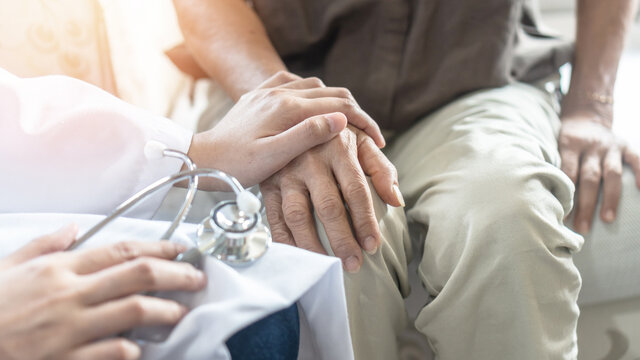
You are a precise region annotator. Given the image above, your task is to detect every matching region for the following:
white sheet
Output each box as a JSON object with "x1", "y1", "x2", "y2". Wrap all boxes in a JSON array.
[{"x1": 0, "y1": 213, "x2": 354, "y2": 359}]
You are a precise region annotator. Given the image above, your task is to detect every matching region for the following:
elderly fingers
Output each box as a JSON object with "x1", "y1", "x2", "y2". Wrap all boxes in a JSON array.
[
  {"x1": 600, "y1": 147, "x2": 623, "y2": 223},
  {"x1": 356, "y1": 132, "x2": 403, "y2": 207},
  {"x1": 281, "y1": 184, "x2": 326, "y2": 254},
  {"x1": 574, "y1": 152, "x2": 602, "y2": 233},
  {"x1": 623, "y1": 145, "x2": 640, "y2": 188},
  {"x1": 260, "y1": 183, "x2": 295, "y2": 247}
]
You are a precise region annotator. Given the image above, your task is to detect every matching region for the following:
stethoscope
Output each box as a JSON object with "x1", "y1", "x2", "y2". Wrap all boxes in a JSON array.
[{"x1": 68, "y1": 140, "x2": 271, "y2": 268}]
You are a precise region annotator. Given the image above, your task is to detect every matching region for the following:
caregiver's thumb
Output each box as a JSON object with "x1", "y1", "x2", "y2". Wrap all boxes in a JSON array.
[{"x1": 273, "y1": 112, "x2": 347, "y2": 156}]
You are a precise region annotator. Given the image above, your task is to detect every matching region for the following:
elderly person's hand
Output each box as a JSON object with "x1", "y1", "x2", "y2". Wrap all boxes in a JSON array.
[
  {"x1": 261, "y1": 122, "x2": 404, "y2": 273},
  {"x1": 559, "y1": 101, "x2": 640, "y2": 234},
  {"x1": 188, "y1": 71, "x2": 386, "y2": 190},
  {"x1": 0, "y1": 225, "x2": 206, "y2": 360}
]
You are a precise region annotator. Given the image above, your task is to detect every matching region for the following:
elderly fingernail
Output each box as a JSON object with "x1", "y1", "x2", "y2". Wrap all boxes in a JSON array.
[
  {"x1": 364, "y1": 236, "x2": 378, "y2": 255},
  {"x1": 577, "y1": 221, "x2": 590, "y2": 234},
  {"x1": 604, "y1": 210, "x2": 616, "y2": 223},
  {"x1": 393, "y1": 185, "x2": 405, "y2": 207},
  {"x1": 344, "y1": 256, "x2": 361, "y2": 273}
]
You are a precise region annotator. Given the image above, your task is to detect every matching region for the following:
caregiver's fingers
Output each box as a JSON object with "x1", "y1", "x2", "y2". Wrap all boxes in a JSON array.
[
  {"x1": 301, "y1": 97, "x2": 385, "y2": 148},
  {"x1": 560, "y1": 147, "x2": 581, "y2": 184},
  {"x1": 266, "y1": 113, "x2": 347, "y2": 167},
  {"x1": 574, "y1": 153, "x2": 602, "y2": 234},
  {"x1": 71, "y1": 241, "x2": 186, "y2": 275},
  {"x1": 623, "y1": 145, "x2": 640, "y2": 188},
  {"x1": 82, "y1": 258, "x2": 206, "y2": 304},
  {"x1": 1, "y1": 224, "x2": 78, "y2": 269},
  {"x1": 255, "y1": 71, "x2": 302, "y2": 89},
  {"x1": 63, "y1": 338, "x2": 141, "y2": 360},
  {"x1": 600, "y1": 147, "x2": 623, "y2": 223},
  {"x1": 276, "y1": 76, "x2": 326, "y2": 90},
  {"x1": 78, "y1": 295, "x2": 188, "y2": 343},
  {"x1": 281, "y1": 184, "x2": 325, "y2": 254},
  {"x1": 260, "y1": 184, "x2": 296, "y2": 247},
  {"x1": 356, "y1": 131, "x2": 404, "y2": 207}
]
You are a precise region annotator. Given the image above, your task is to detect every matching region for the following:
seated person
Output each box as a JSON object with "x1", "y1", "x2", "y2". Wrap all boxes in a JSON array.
[
  {"x1": 171, "y1": 0, "x2": 640, "y2": 359},
  {"x1": 0, "y1": 68, "x2": 374, "y2": 359}
]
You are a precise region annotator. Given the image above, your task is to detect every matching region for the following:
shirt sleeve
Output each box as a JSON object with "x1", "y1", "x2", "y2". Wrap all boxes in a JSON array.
[{"x1": 0, "y1": 68, "x2": 194, "y2": 218}]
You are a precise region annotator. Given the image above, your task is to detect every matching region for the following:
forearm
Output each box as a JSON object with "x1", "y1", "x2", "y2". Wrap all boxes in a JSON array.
[
  {"x1": 563, "y1": 0, "x2": 638, "y2": 125},
  {"x1": 173, "y1": 0, "x2": 286, "y2": 100}
]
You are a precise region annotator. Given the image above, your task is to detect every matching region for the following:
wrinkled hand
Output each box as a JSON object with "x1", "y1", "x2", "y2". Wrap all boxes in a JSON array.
[
  {"x1": 261, "y1": 125, "x2": 404, "y2": 273},
  {"x1": 0, "y1": 225, "x2": 206, "y2": 360},
  {"x1": 559, "y1": 111, "x2": 640, "y2": 234},
  {"x1": 189, "y1": 71, "x2": 385, "y2": 189}
]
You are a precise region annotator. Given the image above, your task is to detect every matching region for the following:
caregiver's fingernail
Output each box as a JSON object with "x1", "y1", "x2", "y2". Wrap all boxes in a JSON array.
[
  {"x1": 325, "y1": 112, "x2": 347, "y2": 133},
  {"x1": 393, "y1": 185, "x2": 405, "y2": 207}
]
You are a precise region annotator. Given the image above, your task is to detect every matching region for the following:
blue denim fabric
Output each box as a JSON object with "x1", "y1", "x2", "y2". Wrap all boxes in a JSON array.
[{"x1": 225, "y1": 304, "x2": 300, "y2": 360}]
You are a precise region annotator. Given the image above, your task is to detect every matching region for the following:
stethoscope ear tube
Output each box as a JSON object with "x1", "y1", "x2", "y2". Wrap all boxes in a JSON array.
[{"x1": 68, "y1": 168, "x2": 249, "y2": 250}]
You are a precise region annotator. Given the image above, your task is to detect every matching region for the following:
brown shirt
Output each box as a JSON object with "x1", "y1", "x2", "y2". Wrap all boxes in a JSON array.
[{"x1": 251, "y1": 0, "x2": 572, "y2": 130}]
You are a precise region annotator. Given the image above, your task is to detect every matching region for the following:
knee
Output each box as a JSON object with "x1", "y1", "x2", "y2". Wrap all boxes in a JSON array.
[{"x1": 417, "y1": 162, "x2": 583, "y2": 291}]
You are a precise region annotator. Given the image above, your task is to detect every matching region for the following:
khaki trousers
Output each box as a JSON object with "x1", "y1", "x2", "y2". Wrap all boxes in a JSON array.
[{"x1": 318, "y1": 83, "x2": 585, "y2": 360}]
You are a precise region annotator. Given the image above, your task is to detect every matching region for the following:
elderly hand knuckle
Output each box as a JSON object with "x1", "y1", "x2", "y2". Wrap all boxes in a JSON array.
[
  {"x1": 271, "y1": 229, "x2": 292, "y2": 243},
  {"x1": 283, "y1": 203, "x2": 309, "y2": 229},
  {"x1": 265, "y1": 207, "x2": 284, "y2": 224},
  {"x1": 581, "y1": 170, "x2": 601, "y2": 184},
  {"x1": 331, "y1": 237, "x2": 356, "y2": 256},
  {"x1": 317, "y1": 198, "x2": 344, "y2": 221},
  {"x1": 343, "y1": 180, "x2": 366, "y2": 200},
  {"x1": 603, "y1": 166, "x2": 622, "y2": 179}
]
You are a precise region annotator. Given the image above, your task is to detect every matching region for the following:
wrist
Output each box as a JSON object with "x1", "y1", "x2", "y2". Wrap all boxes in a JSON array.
[
  {"x1": 561, "y1": 90, "x2": 614, "y2": 128},
  {"x1": 183, "y1": 132, "x2": 229, "y2": 191}
]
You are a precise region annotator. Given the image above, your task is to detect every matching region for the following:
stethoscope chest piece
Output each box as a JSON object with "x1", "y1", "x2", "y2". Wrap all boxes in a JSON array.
[{"x1": 197, "y1": 200, "x2": 271, "y2": 266}]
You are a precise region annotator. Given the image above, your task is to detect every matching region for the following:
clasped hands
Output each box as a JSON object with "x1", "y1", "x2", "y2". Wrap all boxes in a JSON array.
[{"x1": 191, "y1": 71, "x2": 403, "y2": 272}]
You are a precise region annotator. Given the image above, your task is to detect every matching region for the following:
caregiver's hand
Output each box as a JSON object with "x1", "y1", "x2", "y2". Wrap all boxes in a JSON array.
[
  {"x1": 261, "y1": 125, "x2": 404, "y2": 273},
  {"x1": 188, "y1": 71, "x2": 386, "y2": 189},
  {"x1": 559, "y1": 107, "x2": 640, "y2": 234},
  {"x1": 0, "y1": 224, "x2": 206, "y2": 360}
]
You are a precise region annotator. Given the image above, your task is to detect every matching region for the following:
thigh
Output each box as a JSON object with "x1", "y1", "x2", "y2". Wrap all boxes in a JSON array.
[
  {"x1": 388, "y1": 82, "x2": 565, "y2": 206},
  {"x1": 387, "y1": 82, "x2": 583, "y2": 292}
]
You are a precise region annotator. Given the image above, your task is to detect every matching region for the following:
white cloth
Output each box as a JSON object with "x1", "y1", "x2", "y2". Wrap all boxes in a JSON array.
[
  {"x1": 0, "y1": 213, "x2": 353, "y2": 359},
  {"x1": 0, "y1": 68, "x2": 354, "y2": 358},
  {"x1": 0, "y1": 68, "x2": 192, "y2": 217}
]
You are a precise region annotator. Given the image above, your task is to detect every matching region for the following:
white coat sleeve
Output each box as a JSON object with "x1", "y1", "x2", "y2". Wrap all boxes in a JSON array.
[{"x1": 0, "y1": 68, "x2": 193, "y2": 218}]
